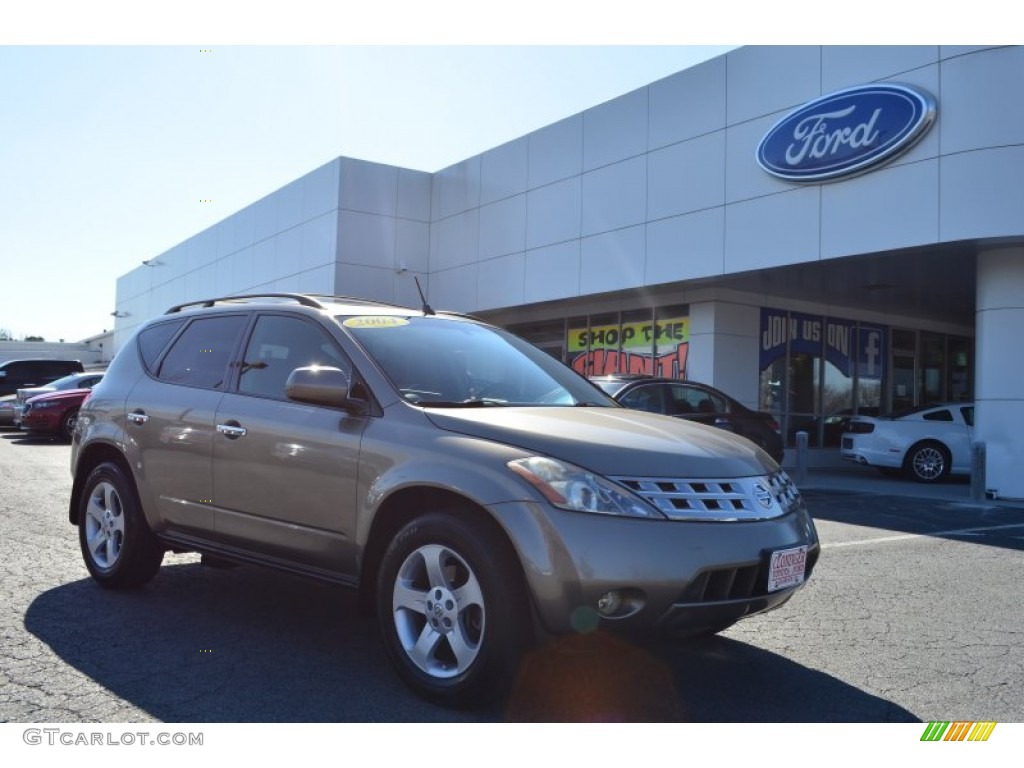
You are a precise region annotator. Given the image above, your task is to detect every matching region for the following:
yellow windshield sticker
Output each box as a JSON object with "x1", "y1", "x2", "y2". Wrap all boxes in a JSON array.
[{"x1": 343, "y1": 316, "x2": 409, "y2": 328}]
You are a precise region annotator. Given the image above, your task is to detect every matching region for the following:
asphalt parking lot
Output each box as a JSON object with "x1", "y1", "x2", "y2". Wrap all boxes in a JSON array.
[{"x1": 1, "y1": 428, "x2": 1022, "y2": 723}]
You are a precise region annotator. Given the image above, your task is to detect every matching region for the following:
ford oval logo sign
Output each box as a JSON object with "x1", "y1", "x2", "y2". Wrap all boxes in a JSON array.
[{"x1": 756, "y1": 84, "x2": 936, "y2": 183}]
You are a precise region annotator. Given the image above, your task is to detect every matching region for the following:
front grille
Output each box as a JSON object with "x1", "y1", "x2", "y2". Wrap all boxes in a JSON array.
[
  {"x1": 612, "y1": 470, "x2": 801, "y2": 522},
  {"x1": 681, "y1": 547, "x2": 820, "y2": 603}
]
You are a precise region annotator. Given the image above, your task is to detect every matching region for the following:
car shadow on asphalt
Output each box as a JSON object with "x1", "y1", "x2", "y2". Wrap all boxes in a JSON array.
[
  {"x1": 0, "y1": 431, "x2": 64, "y2": 445},
  {"x1": 24, "y1": 559, "x2": 917, "y2": 723},
  {"x1": 801, "y1": 489, "x2": 1024, "y2": 553}
]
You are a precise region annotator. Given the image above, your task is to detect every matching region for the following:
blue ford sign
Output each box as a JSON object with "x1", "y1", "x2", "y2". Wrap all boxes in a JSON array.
[{"x1": 756, "y1": 84, "x2": 936, "y2": 183}]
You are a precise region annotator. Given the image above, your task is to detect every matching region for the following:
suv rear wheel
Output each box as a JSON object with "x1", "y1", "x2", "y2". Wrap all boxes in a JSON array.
[
  {"x1": 78, "y1": 462, "x2": 164, "y2": 588},
  {"x1": 377, "y1": 511, "x2": 529, "y2": 708}
]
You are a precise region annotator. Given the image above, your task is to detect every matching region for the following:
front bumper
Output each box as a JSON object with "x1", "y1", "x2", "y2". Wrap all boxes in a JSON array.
[{"x1": 491, "y1": 492, "x2": 820, "y2": 639}]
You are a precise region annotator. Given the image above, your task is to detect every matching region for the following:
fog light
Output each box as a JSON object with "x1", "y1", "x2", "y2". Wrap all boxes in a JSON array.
[{"x1": 596, "y1": 590, "x2": 623, "y2": 617}]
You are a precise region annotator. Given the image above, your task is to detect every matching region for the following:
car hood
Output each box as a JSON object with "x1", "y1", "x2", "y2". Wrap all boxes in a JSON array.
[
  {"x1": 17, "y1": 387, "x2": 54, "y2": 401},
  {"x1": 423, "y1": 406, "x2": 776, "y2": 478}
]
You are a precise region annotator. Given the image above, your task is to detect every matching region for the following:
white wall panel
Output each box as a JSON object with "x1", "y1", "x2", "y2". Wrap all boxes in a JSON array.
[
  {"x1": 300, "y1": 213, "x2": 338, "y2": 272},
  {"x1": 724, "y1": 187, "x2": 820, "y2": 273},
  {"x1": 579, "y1": 225, "x2": 646, "y2": 295},
  {"x1": 821, "y1": 160, "x2": 940, "y2": 259},
  {"x1": 431, "y1": 264, "x2": 478, "y2": 313},
  {"x1": 434, "y1": 157, "x2": 481, "y2": 220},
  {"x1": 940, "y1": 147, "x2": 1024, "y2": 241},
  {"x1": 431, "y1": 209, "x2": 479, "y2": 272},
  {"x1": 335, "y1": 263, "x2": 395, "y2": 303},
  {"x1": 648, "y1": 56, "x2": 727, "y2": 150},
  {"x1": 725, "y1": 112, "x2": 795, "y2": 204},
  {"x1": 395, "y1": 219, "x2": 430, "y2": 273},
  {"x1": 229, "y1": 246, "x2": 255, "y2": 293},
  {"x1": 480, "y1": 137, "x2": 528, "y2": 205},
  {"x1": 526, "y1": 177, "x2": 581, "y2": 249},
  {"x1": 583, "y1": 88, "x2": 647, "y2": 171},
  {"x1": 940, "y1": 47, "x2": 1024, "y2": 154},
  {"x1": 397, "y1": 169, "x2": 432, "y2": 222},
  {"x1": 339, "y1": 159, "x2": 398, "y2": 217},
  {"x1": 647, "y1": 132, "x2": 726, "y2": 220},
  {"x1": 230, "y1": 204, "x2": 256, "y2": 254},
  {"x1": 276, "y1": 177, "x2": 304, "y2": 231},
  {"x1": 726, "y1": 46, "x2": 822, "y2": 124},
  {"x1": 337, "y1": 210, "x2": 396, "y2": 268},
  {"x1": 250, "y1": 239, "x2": 276, "y2": 288},
  {"x1": 821, "y1": 46, "x2": 939, "y2": 92},
  {"x1": 478, "y1": 252, "x2": 525, "y2": 310},
  {"x1": 528, "y1": 114, "x2": 582, "y2": 188},
  {"x1": 214, "y1": 256, "x2": 233, "y2": 295},
  {"x1": 646, "y1": 207, "x2": 725, "y2": 284},
  {"x1": 581, "y1": 156, "x2": 646, "y2": 237},
  {"x1": 297, "y1": 264, "x2": 335, "y2": 295},
  {"x1": 941, "y1": 45, "x2": 1001, "y2": 59},
  {"x1": 524, "y1": 241, "x2": 580, "y2": 303},
  {"x1": 273, "y1": 226, "x2": 304, "y2": 275},
  {"x1": 252, "y1": 196, "x2": 277, "y2": 243},
  {"x1": 479, "y1": 195, "x2": 526, "y2": 260},
  {"x1": 301, "y1": 159, "x2": 340, "y2": 221}
]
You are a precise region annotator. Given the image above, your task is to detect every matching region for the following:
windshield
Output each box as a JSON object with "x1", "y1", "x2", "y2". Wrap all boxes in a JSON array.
[
  {"x1": 43, "y1": 374, "x2": 83, "y2": 390},
  {"x1": 339, "y1": 315, "x2": 615, "y2": 407}
]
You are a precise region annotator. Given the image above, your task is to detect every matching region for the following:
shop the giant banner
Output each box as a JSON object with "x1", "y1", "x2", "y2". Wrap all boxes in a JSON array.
[{"x1": 569, "y1": 317, "x2": 689, "y2": 378}]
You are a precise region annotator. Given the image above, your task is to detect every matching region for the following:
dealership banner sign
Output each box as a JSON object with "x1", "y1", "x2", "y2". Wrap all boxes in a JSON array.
[
  {"x1": 757, "y1": 84, "x2": 936, "y2": 183},
  {"x1": 760, "y1": 308, "x2": 885, "y2": 380},
  {"x1": 569, "y1": 317, "x2": 689, "y2": 378}
]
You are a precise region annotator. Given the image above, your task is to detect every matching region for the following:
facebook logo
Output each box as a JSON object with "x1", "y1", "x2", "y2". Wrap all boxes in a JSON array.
[{"x1": 858, "y1": 327, "x2": 885, "y2": 380}]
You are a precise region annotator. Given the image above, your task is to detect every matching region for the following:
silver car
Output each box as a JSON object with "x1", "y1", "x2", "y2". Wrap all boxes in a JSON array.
[{"x1": 69, "y1": 293, "x2": 819, "y2": 706}]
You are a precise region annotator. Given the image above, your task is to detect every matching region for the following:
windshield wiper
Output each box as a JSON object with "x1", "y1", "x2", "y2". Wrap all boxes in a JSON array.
[{"x1": 416, "y1": 398, "x2": 508, "y2": 408}]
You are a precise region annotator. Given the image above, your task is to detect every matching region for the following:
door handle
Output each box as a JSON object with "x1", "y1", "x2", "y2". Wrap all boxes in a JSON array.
[
  {"x1": 127, "y1": 411, "x2": 149, "y2": 425},
  {"x1": 216, "y1": 422, "x2": 247, "y2": 439}
]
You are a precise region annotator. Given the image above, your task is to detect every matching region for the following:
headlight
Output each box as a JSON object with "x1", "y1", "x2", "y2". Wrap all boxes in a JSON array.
[
  {"x1": 508, "y1": 457, "x2": 664, "y2": 519},
  {"x1": 30, "y1": 401, "x2": 59, "y2": 410}
]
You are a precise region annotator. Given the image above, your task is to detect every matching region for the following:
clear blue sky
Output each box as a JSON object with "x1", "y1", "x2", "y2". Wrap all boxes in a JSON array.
[
  {"x1": 1, "y1": 44, "x2": 737, "y2": 342},
  {"x1": 0, "y1": 2, "x2": 987, "y2": 343}
]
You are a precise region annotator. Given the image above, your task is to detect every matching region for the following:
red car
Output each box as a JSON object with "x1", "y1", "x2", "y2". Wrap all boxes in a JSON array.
[{"x1": 19, "y1": 388, "x2": 91, "y2": 441}]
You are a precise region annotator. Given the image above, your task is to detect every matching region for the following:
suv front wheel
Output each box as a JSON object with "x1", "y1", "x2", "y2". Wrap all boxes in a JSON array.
[
  {"x1": 377, "y1": 511, "x2": 529, "y2": 708},
  {"x1": 78, "y1": 462, "x2": 164, "y2": 589}
]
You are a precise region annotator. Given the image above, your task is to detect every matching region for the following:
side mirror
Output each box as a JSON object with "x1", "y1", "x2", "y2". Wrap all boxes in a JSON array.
[{"x1": 285, "y1": 366, "x2": 365, "y2": 412}]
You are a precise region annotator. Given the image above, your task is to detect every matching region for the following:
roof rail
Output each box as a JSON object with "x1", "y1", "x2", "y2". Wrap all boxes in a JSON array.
[{"x1": 164, "y1": 293, "x2": 328, "y2": 314}]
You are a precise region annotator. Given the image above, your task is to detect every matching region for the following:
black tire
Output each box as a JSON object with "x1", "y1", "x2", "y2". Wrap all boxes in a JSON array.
[
  {"x1": 60, "y1": 408, "x2": 79, "y2": 442},
  {"x1": 78, "y1": 461, "x2": 164, "y2": 589},
  {"x1": 376, "y1": 511, "x2": 530, "y2": 708},
  {"x1": 904, "y1": 441, "x2": 951, "y2": 483}
]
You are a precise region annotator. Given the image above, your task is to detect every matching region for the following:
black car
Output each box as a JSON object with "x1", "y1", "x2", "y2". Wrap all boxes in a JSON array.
[
  {"x1": 591, "y1": 375, "x2": 785, "y2": 464},
  {"x1": 0, "y1": 358, "x2": 84, "y2": 397}
]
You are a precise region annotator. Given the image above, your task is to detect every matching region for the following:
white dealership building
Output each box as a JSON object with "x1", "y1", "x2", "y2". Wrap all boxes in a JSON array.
[{"x1": 112, "y1": 45, "x2": 1024, "y2": 499}]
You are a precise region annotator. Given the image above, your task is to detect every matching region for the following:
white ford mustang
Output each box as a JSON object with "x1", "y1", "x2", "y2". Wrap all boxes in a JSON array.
[{"x1": 840, "y1": 403, "x2": 975, "y2": 483}]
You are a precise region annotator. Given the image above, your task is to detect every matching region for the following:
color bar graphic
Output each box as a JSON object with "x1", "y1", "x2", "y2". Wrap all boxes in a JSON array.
[{"x1": 920, "y1": 721, "x2": 996, "y2": 742}]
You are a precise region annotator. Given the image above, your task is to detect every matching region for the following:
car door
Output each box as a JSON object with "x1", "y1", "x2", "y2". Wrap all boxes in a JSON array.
[
  {"x1": 125, "y1": 313, "x2": 248, "y2": 536},
  {"x1": 212, "y1": 313, "x2": 368, "y2": 578}
]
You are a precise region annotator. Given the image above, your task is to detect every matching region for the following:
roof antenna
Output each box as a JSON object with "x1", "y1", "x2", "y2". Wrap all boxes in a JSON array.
[{"x1": 414, "y1": 276, "x2": 435, "y2": 316}]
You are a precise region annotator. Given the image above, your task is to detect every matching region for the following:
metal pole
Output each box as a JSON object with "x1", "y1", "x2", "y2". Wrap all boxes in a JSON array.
[
  {"x1": 970, "y1": 441, "x2": 986, "y2": 502},
  {"x1": 795, "y1": 430, "x2": 808, "y2": 485}
]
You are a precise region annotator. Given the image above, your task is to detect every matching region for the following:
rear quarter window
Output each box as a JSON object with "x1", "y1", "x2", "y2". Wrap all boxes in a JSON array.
[
  {"x1": 156, "y1": 316, "x2": 246, "y2": 389},
  {"x1": 137, "y1": 320, "x2": 185, "y2": 373}
]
